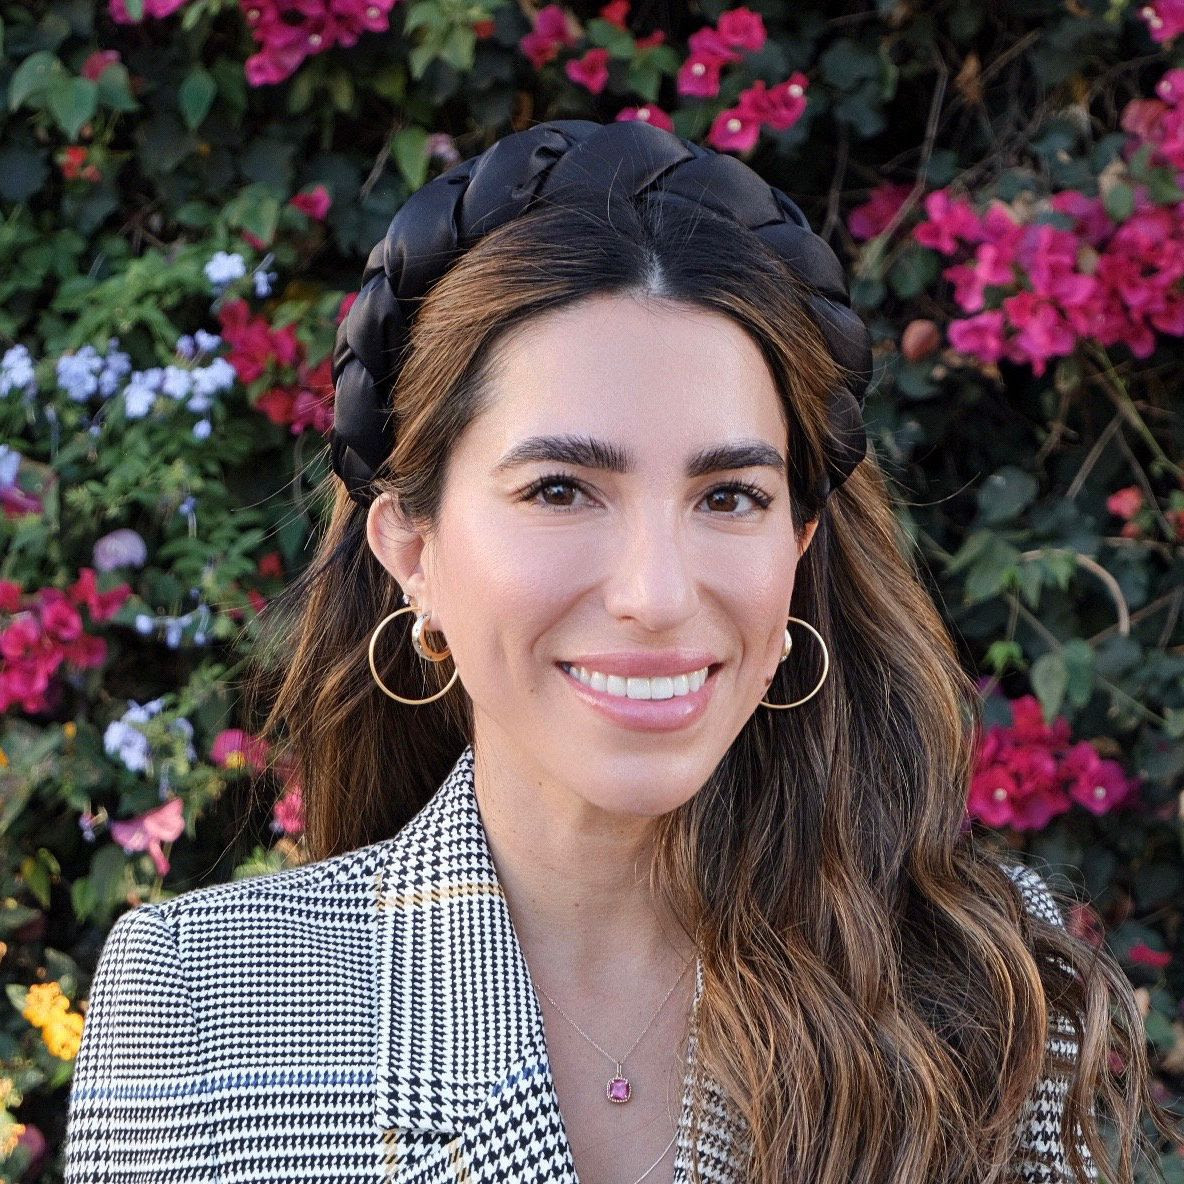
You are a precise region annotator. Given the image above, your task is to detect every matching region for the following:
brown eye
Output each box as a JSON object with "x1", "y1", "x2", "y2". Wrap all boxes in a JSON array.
[
  {"x1": 539, "y1": 480, "x2": 578, "y2": 506},
  {"x1": 706, "y1": 489, "x2": 742, "y2": 513}
]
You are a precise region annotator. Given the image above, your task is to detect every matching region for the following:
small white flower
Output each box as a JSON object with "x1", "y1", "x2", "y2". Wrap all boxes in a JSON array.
[
  {"x1": 204, "y1": 250, "x2": 247, "y2": 288},
  {"x1": 194, "y1": 329, "x2": 222, "y2": 354},
  {"x1": 134, "y1": 613, "x2": 156, "y2": 635},
  {"x1": 192, "y1": 418, "x2": 212, "y2": 440}
]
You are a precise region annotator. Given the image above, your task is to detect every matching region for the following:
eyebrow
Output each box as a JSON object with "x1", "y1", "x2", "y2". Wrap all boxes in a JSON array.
[{"x1": 493, "y1": 434, "x2": 786, "y2": 478}]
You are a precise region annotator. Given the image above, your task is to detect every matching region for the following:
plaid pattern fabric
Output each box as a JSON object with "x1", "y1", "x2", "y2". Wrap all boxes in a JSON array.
[{"x1": 64, "y1": 745, "x2": 1094, "y2": 1182}]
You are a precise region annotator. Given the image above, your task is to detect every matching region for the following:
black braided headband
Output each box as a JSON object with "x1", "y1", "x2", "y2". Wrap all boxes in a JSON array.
[{"x1": 330, "y1": 118, "x2": 873, "y2": 508}]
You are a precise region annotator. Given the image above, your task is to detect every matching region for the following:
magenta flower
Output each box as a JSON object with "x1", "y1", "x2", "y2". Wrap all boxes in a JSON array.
[
  {"x1": 676, "y1": 54, "x2": 724, "y2": 98},
  {"x1": 565, "y1": 48, "x2": 611, "y2": 94},
  {"x1": 913, "y1": 190, "x2": 981, "y2": 254},
  {"x1": 109, "y1": 797, "x2": 186, "y2": 877},
  {"x1": 715, "y1": 6, "x2": 766, "y2": 51},
  {"x1": 615, "y1": 105, "x2": 675, "y2": 132},
  {"x1": 947, "y1": 310, "x2": 1006, "y2": 363},
  {"x1": 519, "y1": 3, "x2": 579, "y2": 69},
  {"x1": 737, "y1": 75, "x2": 807, "y2": 131},
  {"x1": 290, "y1": 184, "x2": 332, "y2": 221},
  {"x1": 707, "y1": 107, "x2": 761, "y2": 153},
  {"x1": 211, "y1": 727, "x2": 270, "y2": 771},
  {"x1": 848, "y1": 182, "x2": 912, "y2": 241},
  {"x1": 1139, "y1": 0, "x2": 1184, "y2": 43},
  {"x1": 273, "y1": 785, "x2": 304, "y2": 835}
]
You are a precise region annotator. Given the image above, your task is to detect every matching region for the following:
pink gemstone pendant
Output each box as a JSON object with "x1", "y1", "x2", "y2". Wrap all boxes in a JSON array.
[{"x1": 607, "y1": 1064, "x2": 631, "y2": 1103}]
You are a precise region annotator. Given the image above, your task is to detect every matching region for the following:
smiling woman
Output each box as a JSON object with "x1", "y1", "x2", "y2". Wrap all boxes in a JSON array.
[{"x1": 63, "y1": 121, "x2": 1178, "y2": 1184}]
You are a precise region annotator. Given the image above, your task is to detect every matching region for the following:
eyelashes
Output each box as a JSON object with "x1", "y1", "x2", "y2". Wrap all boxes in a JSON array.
[{"x1": 517, "y1": 472, "x2": 775, "y2": 517}]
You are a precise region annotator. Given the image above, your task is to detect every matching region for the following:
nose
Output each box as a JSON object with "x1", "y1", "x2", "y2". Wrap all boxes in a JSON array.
[{"x1": 601, "y1": 502, "x2": 700, "y2": 632}]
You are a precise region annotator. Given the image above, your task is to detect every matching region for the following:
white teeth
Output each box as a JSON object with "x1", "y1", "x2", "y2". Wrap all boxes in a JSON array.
[{"x1": 565, "y1": 664, "x2": 709, "y2": 699}]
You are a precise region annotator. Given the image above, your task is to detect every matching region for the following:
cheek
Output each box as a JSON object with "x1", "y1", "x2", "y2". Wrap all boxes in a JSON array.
[{"x1": 430, "y1": 509, "x2": 584, "y2": 673}]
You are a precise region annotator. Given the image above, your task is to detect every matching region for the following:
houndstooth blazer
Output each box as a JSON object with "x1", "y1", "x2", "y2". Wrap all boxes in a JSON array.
[{"x1": 64, "y1": 744, "x2": 1094, "y2": 1183}]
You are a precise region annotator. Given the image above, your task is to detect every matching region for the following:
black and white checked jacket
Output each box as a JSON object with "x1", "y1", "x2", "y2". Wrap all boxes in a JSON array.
[{"x1": 64, "y1": 745, "x2": 1095, "y2": 1182}]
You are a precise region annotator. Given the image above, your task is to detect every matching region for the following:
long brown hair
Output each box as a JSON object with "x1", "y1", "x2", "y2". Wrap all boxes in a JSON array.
[{"x1": 246, "y1": 194, "x2": 1179, "y2": 1182}]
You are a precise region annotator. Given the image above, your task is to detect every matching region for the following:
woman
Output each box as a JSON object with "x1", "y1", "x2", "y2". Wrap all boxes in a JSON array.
[{"x1": 64, "y1": 120, "x2": 1176, "y2": 1184}]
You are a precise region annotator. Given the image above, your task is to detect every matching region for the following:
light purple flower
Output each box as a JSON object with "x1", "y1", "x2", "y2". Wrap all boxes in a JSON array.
[
  {"x1": 1, "y1": 345, "x2": 37, "y2": 398},
  {"x1": 93, "y1": 527, "x2": 148, "y2": 571},
  {"x1": 192, "y1": 418, "x2": 212, "y2": 440}
]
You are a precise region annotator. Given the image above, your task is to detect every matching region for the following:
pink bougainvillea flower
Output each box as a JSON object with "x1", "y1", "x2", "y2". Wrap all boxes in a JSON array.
[
  {"x1": 947, "y1": 310, "x2": 1007, "y2": 363},
  {"x1": 1106, "y1": 485, "x2": 1144, "y2": 519},
  {"x1": 966, "y1": 695, "x2": 1136, "y2": 832},
  {"x1": 68, "y1": 568, "x2": 130, "y2": 622},
  {"x1": 736, "y1": 75, "x2": 808, "y2": 131},
  {"x1": 676, "y1": 54, "x2": 724, "y2": 98},
  {"x1": 598, "y1": 0, "x2": 629, "y2": 27},
  {"x1": 37, "y1": 591, "x2": 84, "y2": 643},
  {"x1": 913, "y1": 190, "x2": 981, "y2": 254},
  {"x1": 290, "y1": 184, "x2": 332, "y2": 221},
  {"x1": 848, "y1": 181, "x2": 912, "y2": 241},
  {"x1": 0, "y1": 580, "x2": 22, "y2": 613},
  {"x1": 686, "y1": 25, "x2": 743, "y2": 64},
  {"x1": 81, "y1": 50, "x2": 122, "y2": 81},
  {"x1": 520, "y1": 3, "x2": 579, "y2": 69},
  {"x1": 716, "y1": 6, "x2": 766, "y2": 51},
  {"x1": 211, "y1": 727, "x2": 271, "y2": 771},
  {"x1": 635, "y1": 29, "x2": 665, "y2": 49},
  {"x1": 707, "y1": 107, "x2": 761, "y2": 153},
  {"x1": 109, "y1": 796, "x2": 186, "y2": 877},
  {"x1": 1059, "y1": 740, "x2": 1134, "y2": 815},
  {"x1": 615, "y1": 105, "x2": 675, "y2": 131},
  {"x1": 273, "y1": 785, "x2": 304, "y2": 835},
  {"x1": 565, "y1": 47, "x2": 611, "y2": 94},
  {"x1": 1128, "y1": 943, "x2": 1173, "y2": 969},
  {"x1": 1139, "y1": 0, "x2": 1184, "y2": 43}
]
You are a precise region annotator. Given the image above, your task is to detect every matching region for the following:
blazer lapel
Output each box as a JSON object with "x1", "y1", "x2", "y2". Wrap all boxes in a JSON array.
[{"x1": 371, "y1": 745, "x2": 747, "y2": 1184}]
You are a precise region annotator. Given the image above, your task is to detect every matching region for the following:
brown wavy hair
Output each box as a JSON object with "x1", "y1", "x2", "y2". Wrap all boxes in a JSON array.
[{"x1": 245, "y1": 195, "x2": 1180, "y2": 1182}]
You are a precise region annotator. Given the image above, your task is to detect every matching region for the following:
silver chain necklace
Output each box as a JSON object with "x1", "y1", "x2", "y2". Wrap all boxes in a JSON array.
[{"x1": 530, "y1": 956, "x2": 697, "y2": 1184}]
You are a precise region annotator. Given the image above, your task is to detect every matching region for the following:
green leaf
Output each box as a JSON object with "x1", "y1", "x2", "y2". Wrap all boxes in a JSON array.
[
  {"x1": 125, "y1": 0, "x2": 145, "y2": 19},
  {"x1": 1102, "y1": 181, "x2": 1134, "y2": 222},
  {"x1": 627, "y1": 59, "x2": 662, "y2": 102},
  {"x1": 408, "y1": 42, "x2": 436, "y2": 79},
  {"x1": 977, "y1": 465, "x2": 1038, "y2": 525},
  {"x1": 1030, "y1": 651, "x2": 1068, "y2": 721},
  {"x1": 178, "y1": 67, "x2": 216, "y2": 131},
  {"x1": 404, "y1": 2, "x2": 447, "y2": 33},
  {"x1": 46, "y1": 76, "x2": 97, "y2": 140},
  {"x1": 440, "y1": 25, "x2": 475, "y2": 72},
  {"x1": 8, "y1": 51, "x2": 60, "y2": 109},
  {"x1": 1061, "y1": 638, "x2": 1095, "y2": 708},
  {"x1": 95, "y1": 62, "x2": 139, "y2": 113},
  {"x1": 984, "y1": 639, "x2": 1024, "y2": 675},
  {"x1": 586, "y1": 18, "x2": 635, "y2": 56},
  {"x1": 887, "y1": 244, "x2": 939, "y2": 299},
  {"x1": 392, "y1": 125, "x2": 429, "y2": 191}
]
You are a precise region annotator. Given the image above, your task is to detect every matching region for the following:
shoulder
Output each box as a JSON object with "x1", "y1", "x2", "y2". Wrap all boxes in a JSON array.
[{"x1": 150, "y1": 832, "x2": 398, "y2": 922}]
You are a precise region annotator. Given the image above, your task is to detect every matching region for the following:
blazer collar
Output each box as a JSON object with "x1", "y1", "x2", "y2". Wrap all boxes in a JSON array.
[{"x1": 372, "y1": 745, "x2": 746, "y2": 1181}]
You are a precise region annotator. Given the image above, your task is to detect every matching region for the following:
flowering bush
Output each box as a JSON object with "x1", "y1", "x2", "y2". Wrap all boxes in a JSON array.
[{"x1": 0, "y1": 0, "x2": 1181, "y2": 1178}]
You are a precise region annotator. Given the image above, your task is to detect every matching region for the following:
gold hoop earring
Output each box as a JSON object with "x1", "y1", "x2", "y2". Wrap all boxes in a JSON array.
[
  {"x1": 759, "y1": 615, "x2": 829, "y2": 710},
  {"x1": 368, "y1": 606, "x2": 459, "y2": 706}
]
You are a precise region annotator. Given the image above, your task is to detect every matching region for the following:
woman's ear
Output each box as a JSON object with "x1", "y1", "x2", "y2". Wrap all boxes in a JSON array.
[{"x1": 365, "y1": 492, "x2": 430, "y2": 606}]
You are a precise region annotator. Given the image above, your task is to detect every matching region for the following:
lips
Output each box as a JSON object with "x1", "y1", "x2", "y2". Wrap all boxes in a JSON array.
[{"x1": 556, "y1": 658, "x2": 720, "y2": 733}]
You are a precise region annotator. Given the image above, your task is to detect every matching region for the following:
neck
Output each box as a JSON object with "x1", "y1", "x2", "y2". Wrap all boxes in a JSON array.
[{"x1": 470, "y1": 742, "x2": 696, "y2": 994}]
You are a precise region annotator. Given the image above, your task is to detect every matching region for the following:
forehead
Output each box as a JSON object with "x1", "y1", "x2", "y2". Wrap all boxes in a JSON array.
[{"x1": 470, "y1": 293, "x2": 788, "y2": 461}]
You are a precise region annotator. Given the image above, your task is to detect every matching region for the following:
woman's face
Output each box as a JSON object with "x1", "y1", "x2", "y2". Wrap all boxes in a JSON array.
[{"x1": 368, "y1": 292, "x2": 818, "y2": 817}]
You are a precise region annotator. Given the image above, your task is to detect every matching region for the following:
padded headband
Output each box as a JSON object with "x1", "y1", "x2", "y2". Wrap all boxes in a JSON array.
[{"x1": 330, "y1": 118, "x2": 873, "y2": 507}]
